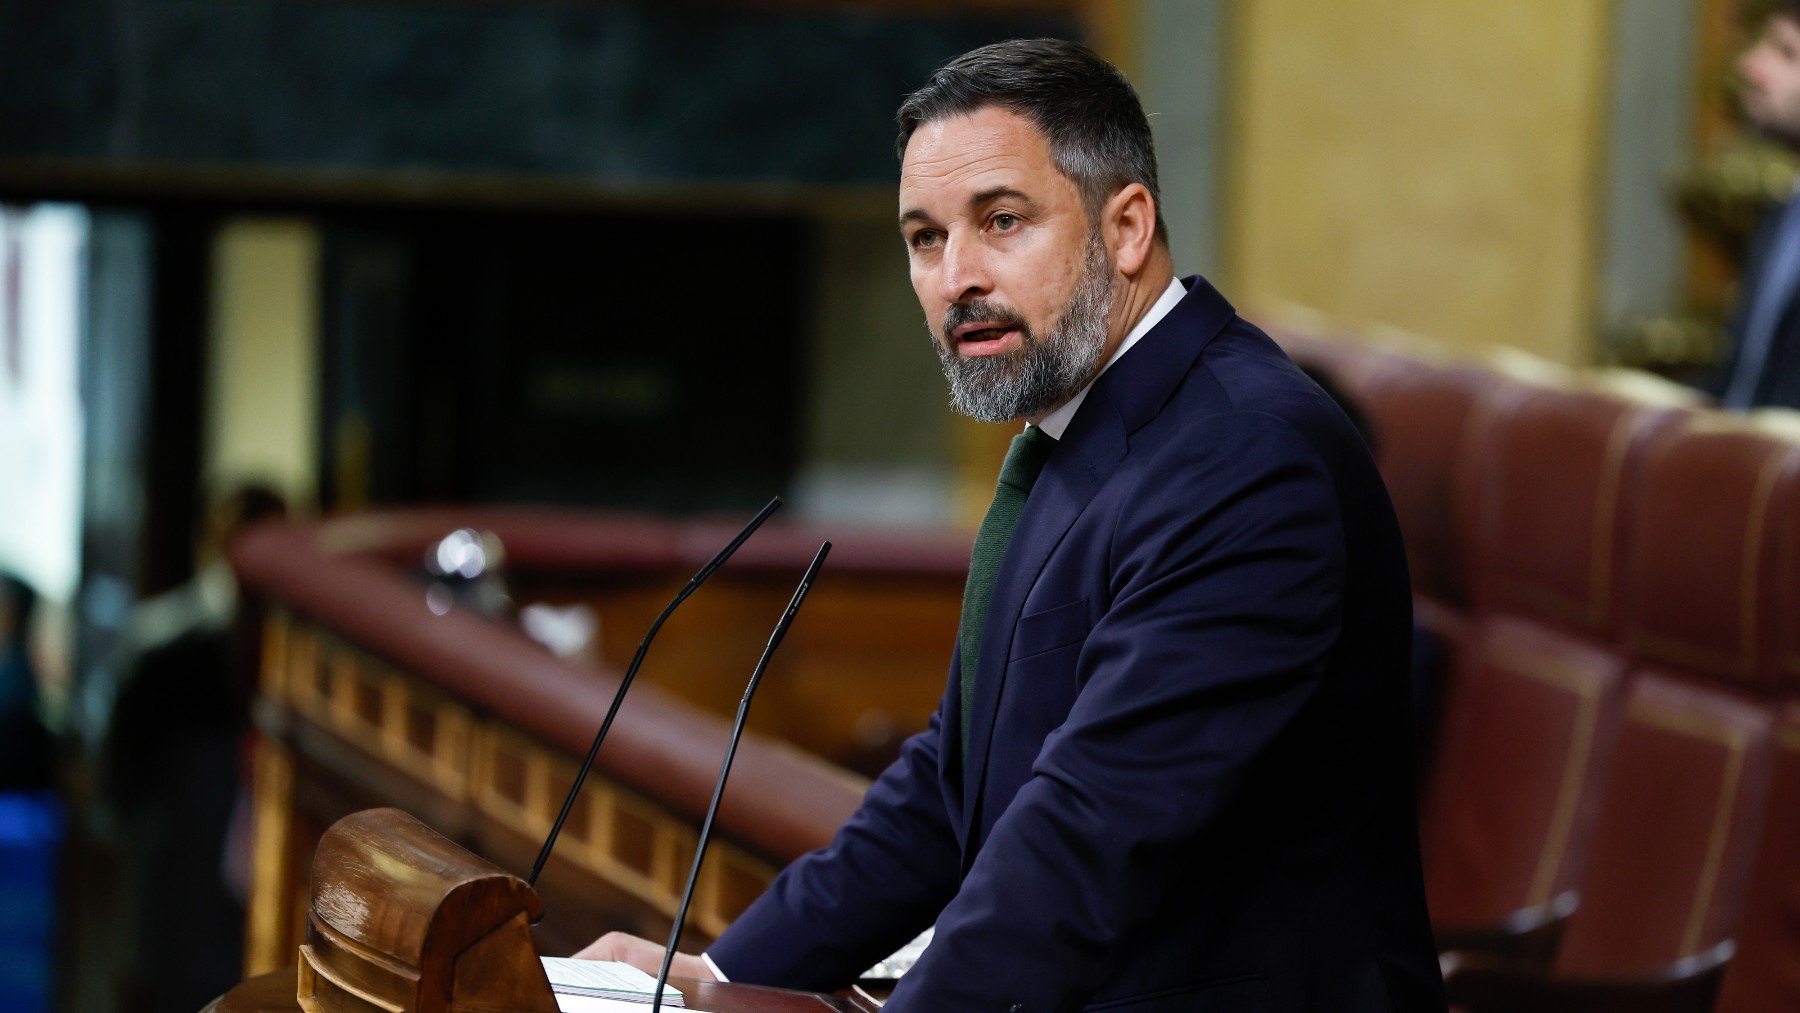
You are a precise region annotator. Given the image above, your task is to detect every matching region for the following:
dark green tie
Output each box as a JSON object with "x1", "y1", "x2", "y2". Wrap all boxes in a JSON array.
[{"x1": 960, "y1": 426, "x2": 1057, "y2": 763}]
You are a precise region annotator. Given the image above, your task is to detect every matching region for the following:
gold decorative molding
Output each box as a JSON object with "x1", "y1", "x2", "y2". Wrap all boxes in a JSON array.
[
  {"x1": 253, "y1": 612, "x2": 782, "y2": 951},
  {"x1": 1603, "y1": 312, "x2": 1729, "y2": 372},
  {"x1": 245, "y1": 734, "x2": 298, "y2": 977},
  {"x1": 1675, "y1": 136, "x2": 1797, "y2": 246}
]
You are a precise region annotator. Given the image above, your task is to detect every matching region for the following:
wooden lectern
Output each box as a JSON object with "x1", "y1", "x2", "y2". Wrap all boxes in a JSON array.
[{"x1": 204, "y1": 808, "x2": 875, "y2": 1012}]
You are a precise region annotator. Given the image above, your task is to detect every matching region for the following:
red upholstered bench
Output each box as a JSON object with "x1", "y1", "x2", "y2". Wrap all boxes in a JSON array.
[
  {"x1": 1445, "y1": 415, "x2": 1800, "y2": 1010},
  {"x1": 1423, "y1": 383, "x2": 1684, "y2": 956},
  {"x1": 1716, "y1": 417, "x2": 1800, "y2": 1013}
]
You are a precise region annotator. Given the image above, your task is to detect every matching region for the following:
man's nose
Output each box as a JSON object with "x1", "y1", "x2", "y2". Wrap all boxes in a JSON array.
[{"x1": 938, "y1": 234, "x2": 992, "y2": 305}]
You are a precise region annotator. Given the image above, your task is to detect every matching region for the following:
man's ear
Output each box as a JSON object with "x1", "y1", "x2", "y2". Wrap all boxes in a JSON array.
[{"x1": 1103, "y1": 183, "x2": 1158, "y2": 276}]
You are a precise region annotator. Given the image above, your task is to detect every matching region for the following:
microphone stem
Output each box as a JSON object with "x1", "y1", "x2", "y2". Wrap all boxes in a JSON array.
[
  {"x1": 651, "y1": 540, "x2": 830, "y2": 1013},
  {"x1": 527, "y1": 496, "x2": 781, "y2": 888},
  {"x1": 528, "y1": 588, "x2": 682, "y2": 888}
]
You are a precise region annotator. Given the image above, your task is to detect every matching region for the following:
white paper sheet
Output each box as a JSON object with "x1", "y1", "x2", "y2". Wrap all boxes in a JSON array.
[{"x1": 540, "y1": 957, "x2": 685, "y2": 1009}]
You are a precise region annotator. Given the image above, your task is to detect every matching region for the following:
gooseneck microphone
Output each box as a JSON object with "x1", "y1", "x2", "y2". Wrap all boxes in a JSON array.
[
  {"x1": 651, "y1": 540, "x2": 832, "y2": 1013},
  {"x1": 527, "y1": 496, "x2": 783, "y2": 888}
]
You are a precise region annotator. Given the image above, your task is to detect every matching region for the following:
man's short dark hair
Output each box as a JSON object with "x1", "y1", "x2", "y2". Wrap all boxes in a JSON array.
[
  {"x1": 1755, "y1": 0, "x2": 1800, "y2": 27},
  {"x1": 897, "y1": 38, "x2": 1168, "y2": 245}
]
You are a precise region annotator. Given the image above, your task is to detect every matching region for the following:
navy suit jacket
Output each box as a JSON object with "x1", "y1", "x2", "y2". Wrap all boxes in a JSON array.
[{"x1": 710, "y1": 278, "x2": 1446, "y2": 1011}]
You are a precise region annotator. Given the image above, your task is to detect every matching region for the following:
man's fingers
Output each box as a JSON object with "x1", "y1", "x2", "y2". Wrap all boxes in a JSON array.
[
  {"x1": 570, "y1": 933, "x2": 717, "y2": 982},
  {"x1": 571, "y1": 931, "x2": 655, "y2": 967}
]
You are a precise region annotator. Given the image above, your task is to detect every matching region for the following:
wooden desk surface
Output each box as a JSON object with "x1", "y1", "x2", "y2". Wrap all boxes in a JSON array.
[{"x1": 203, "y1": 969, "x2": 879, "y2": 1012}]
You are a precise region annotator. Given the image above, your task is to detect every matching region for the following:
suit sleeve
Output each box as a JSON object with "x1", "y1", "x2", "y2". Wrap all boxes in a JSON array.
[
  {"x1": 882, "y1": 411, "x2": 1347, "y2": 1011},
  {"x1": 704, "y1": 674, "x2": 964, "y2": 990}
]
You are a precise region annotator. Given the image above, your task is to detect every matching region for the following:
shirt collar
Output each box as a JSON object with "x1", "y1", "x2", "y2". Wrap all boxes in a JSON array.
[{"x1": 1033, "y1": 275, "x2": 1187, "y2": 440}]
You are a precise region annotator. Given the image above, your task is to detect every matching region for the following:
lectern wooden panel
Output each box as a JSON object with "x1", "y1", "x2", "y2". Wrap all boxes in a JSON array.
[
  {"x1": 208, "y1": 971, "x2": 878, "y2": 1013},
  {"x1": 293, "y1": 807, "x2": 556, "y2": 1012},
  {"x1": 230, "y1": 510, "x2": 963, "y2": 967},
  {"x1": 204, "y1": 806, "x2": 874, "y2": 1013}
]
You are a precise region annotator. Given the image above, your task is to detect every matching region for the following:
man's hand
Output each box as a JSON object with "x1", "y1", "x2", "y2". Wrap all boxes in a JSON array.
[{"x1": 572, "y1": 931, "x2": 718, "y2": 982}]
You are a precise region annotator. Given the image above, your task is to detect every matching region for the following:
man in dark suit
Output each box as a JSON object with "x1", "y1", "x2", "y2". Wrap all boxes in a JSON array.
[
  {"x1": 1709, "y1": 0, "x2": 1800, "y2": 409},
  {"x1": 580, "y1": 39, "x2": 1444, "y2": 1010}
]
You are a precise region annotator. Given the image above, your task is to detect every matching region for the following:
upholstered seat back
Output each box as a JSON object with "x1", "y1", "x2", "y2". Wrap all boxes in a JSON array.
[
  {"x1": 1714, "y1": 702, "x2": 1800, "y2": 1013},
  {"x1": 1553, "y1": 673, "x2": 1775, "y2": 977},
  {"x1": 1418, "y1": 617, "x2": 1625, "y2": 929},
  {"x1": 1715, "y1": 438, "x2": 1800, "y2": 1011},
  {"x1": 1357, "y1": 357, "x2": 1493, "y2": 606},
  {"x1": 1419, "y1": 386, "x2": 1673, "y2": 931},
  {"x1": 1462, "y1": 386, "x2": 1685, "y2": 639},
  {"x1": 1620, "y1": 419, "x2": 1800, "y2": 694}
]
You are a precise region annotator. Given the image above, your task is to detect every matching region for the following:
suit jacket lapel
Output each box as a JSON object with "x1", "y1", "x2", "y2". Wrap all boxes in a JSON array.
[
  {"x1": 954, "y1": 276, "x2": 1239, "y2": 848},
  {"x1": 960, "y1": 404, "x2": 1127, "y2": 843}
]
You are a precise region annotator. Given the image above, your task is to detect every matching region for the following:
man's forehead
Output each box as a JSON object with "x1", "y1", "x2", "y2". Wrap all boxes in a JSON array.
[{"x1": 899, "y1": 108, "x2": 1058, "y2": 211}]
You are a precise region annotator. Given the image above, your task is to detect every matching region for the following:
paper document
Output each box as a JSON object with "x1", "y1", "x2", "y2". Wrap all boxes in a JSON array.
[
  {"x1": 541, "y1": 957, "x2": 684, "y2": 1007},
  {"x1": 555, "y1": 994, "x2": 673, "y2": 1013}
]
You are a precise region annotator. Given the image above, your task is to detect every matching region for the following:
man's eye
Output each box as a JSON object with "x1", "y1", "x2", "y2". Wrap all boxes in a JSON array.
[
  {"x1": 992, "y1": 213, "x2": 1019, "y2": 231},
  {"x1": 910, "y1": 231, "x2": 940, "y2": 250}
]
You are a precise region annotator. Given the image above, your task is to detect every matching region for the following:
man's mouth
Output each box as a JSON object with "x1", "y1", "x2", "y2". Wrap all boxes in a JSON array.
[{"x1": 951, "y1": 321, "x2": 1025, "y2": 357}]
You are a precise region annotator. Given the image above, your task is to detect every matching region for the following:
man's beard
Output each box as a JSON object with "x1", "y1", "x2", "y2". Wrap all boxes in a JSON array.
[{"x1": 931, "y1": 233, "x2": 1115, "y2": 423}]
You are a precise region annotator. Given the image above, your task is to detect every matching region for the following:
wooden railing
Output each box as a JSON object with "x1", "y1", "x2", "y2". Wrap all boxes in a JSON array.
[{"x1": 230, "y1": 508, "x2": 968, "y2": 970}]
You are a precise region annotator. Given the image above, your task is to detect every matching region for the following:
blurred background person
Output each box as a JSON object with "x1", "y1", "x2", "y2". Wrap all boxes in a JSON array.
[
  {"x1": 0, "y1": 572, "x2": 51, "y2": 791},
  {"x1": 1706, "y1": 0, "x2": 1800, "y2": 408},
  {"x1": 100, "y1": 485, "x2": 285, "y2": 1013}
]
